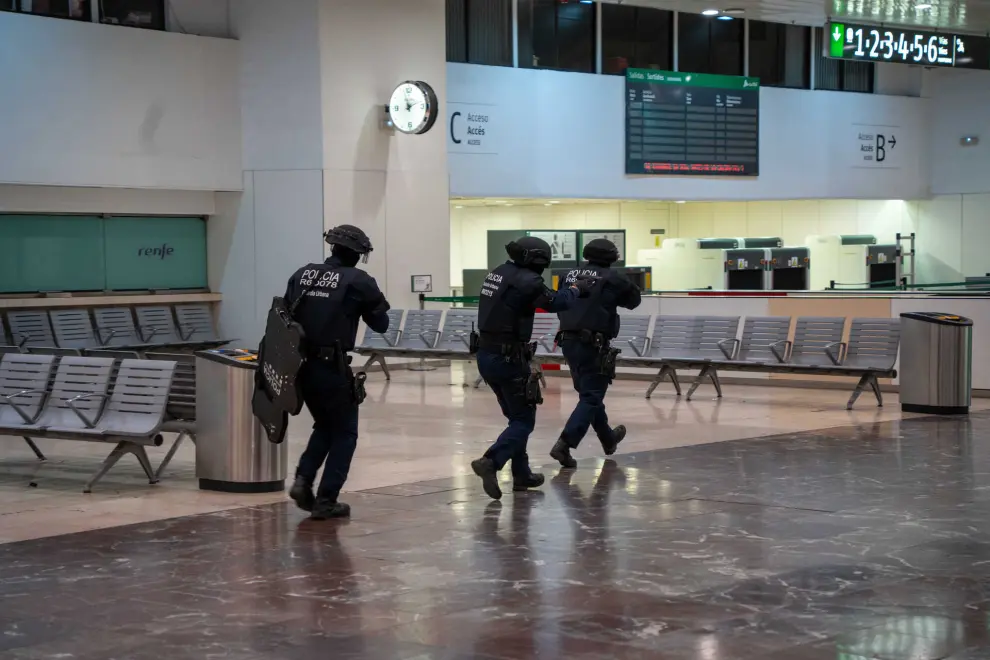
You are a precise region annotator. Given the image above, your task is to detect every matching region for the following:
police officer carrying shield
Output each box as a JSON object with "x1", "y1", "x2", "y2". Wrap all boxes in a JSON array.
[
  {"x1": 470, "y1": 236, "x2": 596, "y2": 500},
  {"x1": 286, "y1": 225, "x2": 391, "y2": 519},
  {"x1": 550, "y1": 238, "x2": 641, "y2": 469}
]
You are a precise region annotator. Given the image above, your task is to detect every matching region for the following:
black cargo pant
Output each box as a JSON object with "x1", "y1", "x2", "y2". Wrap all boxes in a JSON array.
[{"x1": 295, "y1": 360, "x2": 358, "y2": 502}]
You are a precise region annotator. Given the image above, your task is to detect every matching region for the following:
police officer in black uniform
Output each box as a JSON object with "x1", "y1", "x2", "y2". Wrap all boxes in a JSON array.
[
  {"x1": 550, "y1": 238, "x2": 641, "y2": 469},
  {"x1": 286, "y1": 225, "x2": 391, "y2": 520},
  {"x1": 470, "y1": 236, "x2": 596, "y2": 500}
]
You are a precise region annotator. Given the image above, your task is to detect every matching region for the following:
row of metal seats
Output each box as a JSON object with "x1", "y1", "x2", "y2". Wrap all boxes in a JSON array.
[
  {"x1": 354, "y1": 309, "x2": 900, "y2": 409},
  {"x1": 0, "y1": 353, "x2": 192, "y2": 492},
  {"x1": 0, "y1": 303, "x2": 228, "y2": 354}
]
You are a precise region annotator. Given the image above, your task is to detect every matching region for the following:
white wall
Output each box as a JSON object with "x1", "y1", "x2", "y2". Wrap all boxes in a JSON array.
[
  {"x1": 447, "y1": 63, "x2": 930, "y2": 202},
  {"x1": 928, "y1": 68, "x2": 990, "y2": 195},
  {"x1": 0, "y1": 184, "x2": 216, "y2": 216},
  {"x1": 319, "y1": 0, "x2": 450, "y2": 309},
  {"x1": 0, "y1": 11, "x2": 241, "y2": 191},
  {"x1": 450, "y1": 197, "x2": 990, "y2": 287}
]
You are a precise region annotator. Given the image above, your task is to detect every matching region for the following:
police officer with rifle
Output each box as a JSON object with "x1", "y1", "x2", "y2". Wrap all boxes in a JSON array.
[
  {"x1": 469, "y1": 236, "x2": 596, "y2": 500},
  {"x1": 285, "y1": 225, "x2": 391, "y2": 519},
  {"x1": 550, "y1": 238, "x2": 641, "y2": 469}
]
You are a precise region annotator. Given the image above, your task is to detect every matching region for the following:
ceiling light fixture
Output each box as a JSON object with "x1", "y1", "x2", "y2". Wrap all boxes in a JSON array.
[
  {"x1": 717, "y1": 15, "x2": 733, "y2": 20},
  {"x1": 455, "y1": 205, "x2": 463, "y2": 209},
  {"x1": 916, "y1": 3, "x2": 932, "y2": 8},
  {"x1": 675, "y1": 200, "x2": 686, "y2": 204},
  {"x1": 702, "y1": 9, "x2": 720, "y2": 16},
  {"x1": 548, "y1": 200, "x2": 560, "y2": 204}
]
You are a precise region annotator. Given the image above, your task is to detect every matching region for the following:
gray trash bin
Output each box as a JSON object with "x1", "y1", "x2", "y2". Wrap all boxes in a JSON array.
[
  {"x1": 899, "y1": 312, "x2": 973, "y2": 415},
  {"x1": 195, "y1": 349, "x2": 288, "y2": 492}
]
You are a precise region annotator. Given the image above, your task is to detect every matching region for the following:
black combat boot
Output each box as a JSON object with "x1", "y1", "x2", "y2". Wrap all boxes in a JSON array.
[
  {"x1": 289, "y1": 476, "x2": 316, "y2": 512},
  {"x1": 471, "y1": 457, "x2": 503, "y2": 500},
  {"x1": 600, "y1": 425, "x2": 627, "y2": 456},
  {"x1": 550, "y1": 437, "x2": 577, "y2": 468},
  {"x1": 512, "y1": 472, "x2": 545, "y2": 492},
  {"x1": 310, "y1": 498, "x2": 351, "y2": 520}
]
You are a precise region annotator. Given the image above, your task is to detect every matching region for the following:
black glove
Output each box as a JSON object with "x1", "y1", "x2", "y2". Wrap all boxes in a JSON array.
[{"x1": 571, "y1": 275, "x2": 598, "y2": 298}]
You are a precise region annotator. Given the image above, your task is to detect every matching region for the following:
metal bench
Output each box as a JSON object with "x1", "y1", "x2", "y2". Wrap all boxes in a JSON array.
[
  {"x1": 620, "y1": 315, "x2": 740, "y2": 399},
  {"x1": 48, "y1": 309, "x2": 101, "y2": 352},
  {"x1": 788, "y1": 317, "x2": 846, "y2": 366},
  {"x1": 422, "y1": 308, "x2": 477, "y2": 358},
  {"x1": 0, "y1": 354, "x2": 56, "y2": 460},
  {"x1": 134, "y1": 306, "x2": 200, "y2": 349},
  {"x1": 1, "y1": 356, "x2": 176, "y2": 492},
  {"x1": 145, "y1": 352, "x2": 196, "y2": 480},
  {"x1": 354, "y1": 309, "x2": 403, "y2": 379},
  {"x1": 93, "y1": 307, "x2": 160, "y2": 350},
  {"x1": 174, "y1": 303, "x2": 231, "y2": 347},
  {"x1": 615, "y1": 313, "x2": 652, "y2": 357},
  {"x1": 6, "y1": 310, "x2": 56, "y2": 349}
]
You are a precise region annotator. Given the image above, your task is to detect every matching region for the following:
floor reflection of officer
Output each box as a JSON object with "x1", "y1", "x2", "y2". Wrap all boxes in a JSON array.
[
  {"x1": 551, "y1": 460, "x2": 625, "y2": 582},
  {"x1": 287, "y1": 225, "x2": 391, "y2": 520},
  {"x1": 471, "y1": 236, "x2": 596, "y2": 500},
  {"x1": 551, "y1": 238, "x2": 641, "y2": 469}
]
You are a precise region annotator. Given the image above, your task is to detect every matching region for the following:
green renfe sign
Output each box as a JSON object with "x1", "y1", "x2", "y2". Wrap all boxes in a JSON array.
[{"x1": 625, "y1": 68, "x2": 760, "y2": 90}]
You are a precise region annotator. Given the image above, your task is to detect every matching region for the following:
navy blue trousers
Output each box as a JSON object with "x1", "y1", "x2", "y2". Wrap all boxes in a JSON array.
[
  {"x1": 295, "y1": 360, "x2": 359, "y2": 501},
  {"x1": 477, "y1": 348, "x2": 535, "y2": 478},
  {"x1": 560, "y1": 339, "x2": 613, "y2": 448}
]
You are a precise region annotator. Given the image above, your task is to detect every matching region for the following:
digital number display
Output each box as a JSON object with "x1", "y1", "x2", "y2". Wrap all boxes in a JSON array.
[{"x1": 826, "y1": 21, "x2": 990, "y2": 69}]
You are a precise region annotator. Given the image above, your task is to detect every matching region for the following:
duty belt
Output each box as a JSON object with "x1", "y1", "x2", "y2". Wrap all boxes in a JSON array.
[
  {"x1": 478, "y1": 335, "x2": 535, "y2": 361},
  {"x1": 557, "y1": 329, "x2": 608, "y2": 347},
  {"x1": 306, "y1": 345, "x2": 352, "y2": 369}
]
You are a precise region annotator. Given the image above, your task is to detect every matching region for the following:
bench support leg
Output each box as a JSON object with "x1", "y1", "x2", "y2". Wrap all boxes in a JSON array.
[
  {"x1": 22, "y1": 437, "x2": 46, "y2": 461},
  {"x1": 646, "y1": 365, "x2": 681, "y2": 399},
  {"x1": 473, "y1": 374, "x2": 486, "y2": 389},
  {"x1": 83, "y1": 441, "x2": 158, "y2": 494},
  {"x1": 362, "y1": 353, "x2": 391, "y2": 380},
  {"x1": 847, "y1": 373, "x2": 881, "y2": 410},
  {"x1": 687, "y1": 365, "x2": 724, "y2": 401},
  {"x1": 154, "y1": 431, "x2": 194, "y2": 481}
]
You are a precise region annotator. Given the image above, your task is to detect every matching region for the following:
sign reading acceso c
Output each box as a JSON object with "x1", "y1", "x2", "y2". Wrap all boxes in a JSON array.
[{"x1": 448, "y1": 103, "x2": 496, "y2": 154}]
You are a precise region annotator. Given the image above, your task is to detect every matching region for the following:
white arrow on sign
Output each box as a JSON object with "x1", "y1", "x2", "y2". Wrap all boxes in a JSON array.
[{"x1": 832, "y1": 26, "x2": 842, "y2": 42}]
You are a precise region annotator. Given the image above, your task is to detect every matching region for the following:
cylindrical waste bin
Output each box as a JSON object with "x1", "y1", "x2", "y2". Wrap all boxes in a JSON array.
[
  {"x1": 899, "y1": 312, "x2": 973, "y2": 414},
  {"x1": 195, "y1": 350, "x2": 287, "y2": 492}
]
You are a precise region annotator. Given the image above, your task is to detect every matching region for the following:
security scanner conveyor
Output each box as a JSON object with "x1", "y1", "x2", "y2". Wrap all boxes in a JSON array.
[
  {"x1": 868, "y1": 244, "x2": 900, "y2": 288},
  {"x1": 769, "y1": 247, "x2": 811, "y2": 290},
  {"x1": 723, "y1": 247, "x2": 770, "y2": 290},
  {"x1": 806, "y1": 234, "x2": 875, "y2": 290}
]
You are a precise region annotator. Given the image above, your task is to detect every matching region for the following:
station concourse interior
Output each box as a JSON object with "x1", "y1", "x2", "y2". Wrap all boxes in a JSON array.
[{"x1": 3, "y1": 0, "x2": 990, "y2": 659}]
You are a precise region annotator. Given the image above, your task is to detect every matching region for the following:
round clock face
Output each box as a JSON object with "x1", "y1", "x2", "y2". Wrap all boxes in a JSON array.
[{"x1": 388, "y1": 81, "x2": 437, "y2": 135}]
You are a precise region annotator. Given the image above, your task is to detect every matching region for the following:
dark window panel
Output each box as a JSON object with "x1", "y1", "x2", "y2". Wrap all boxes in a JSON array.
[
  {"x1": 467, "y1": 0, "x2": 512, "y2": 66},
  {"x1": 99, "y1": 0, "x2": 163, "y2": 30},
  {"x1": 678, "y1": 12, "x2": 743, "y2": 75},
  {"x1": 17, "y1": 0, "x2": 89, "y2": 20},
  {"x1": 446, "y1": 0, "x2": 512, "y2": 66},
  {"x1": 519, "y1": 0, "x2": 595, "y2": 73},
  {"x1": 602, "y1": 3, "x2": 672, "y2": 75},
  {"x1": 749, "y1": 20, "x2": 809, "y2": 88},
  {"x1": 813, "y1": 27, "x2": 875, "y2": 93},
  {"x1": 447, "y1": 0, "x2": 468, "y2": 63}
]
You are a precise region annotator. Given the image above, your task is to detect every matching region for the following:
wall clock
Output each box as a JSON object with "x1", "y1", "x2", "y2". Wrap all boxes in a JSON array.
[{"x1": 388, "y1": 80, "x2": 438, "y2": 135}]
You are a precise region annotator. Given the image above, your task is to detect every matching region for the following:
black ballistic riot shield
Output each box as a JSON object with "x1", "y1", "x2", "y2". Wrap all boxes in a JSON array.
[{"x1": 252, "y1": 295, "x2": 308, "y2": 444}]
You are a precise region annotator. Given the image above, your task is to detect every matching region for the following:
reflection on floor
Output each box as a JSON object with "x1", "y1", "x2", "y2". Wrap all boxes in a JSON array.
[
  {"x1": 3, "y1": 366, "x2": 981, "y2": 542},
  {"x1": 3, "y1": 413, "x2": 990, "y2": 659}
]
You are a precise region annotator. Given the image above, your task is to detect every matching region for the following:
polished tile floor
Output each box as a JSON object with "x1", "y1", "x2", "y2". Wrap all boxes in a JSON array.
[
  {"x1": 3, "y1": 376, "x2": 990, "y2": 658},
  {"x1": 3, "y1": 365, "x2": 982, "y2": 543}
]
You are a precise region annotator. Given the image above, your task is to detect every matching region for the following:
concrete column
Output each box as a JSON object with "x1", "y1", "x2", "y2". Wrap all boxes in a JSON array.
[{"x1": 319, "y1": 0, "x2": 450, "y2": 308}]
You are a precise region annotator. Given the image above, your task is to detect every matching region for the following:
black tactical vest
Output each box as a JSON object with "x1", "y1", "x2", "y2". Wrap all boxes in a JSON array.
[
  {"x1": 290, "y1": 263, "x2": 362, "y2": 351},
  {"x1": 557, "y1": 265, "x2": 619, "y2": 337},
  {"x1": 478, "y1": 261, "x2": 542, "y2": 343}
]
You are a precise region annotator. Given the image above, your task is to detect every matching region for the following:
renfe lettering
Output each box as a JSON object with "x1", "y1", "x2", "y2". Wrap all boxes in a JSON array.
[{"x1": 137, "y1": 244, "x2": 175, "y2": 259}]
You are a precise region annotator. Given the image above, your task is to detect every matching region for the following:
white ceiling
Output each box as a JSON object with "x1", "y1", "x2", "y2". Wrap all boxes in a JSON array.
[{"x1": 600, "y1": 0, "x2": 990, "y2": 34}]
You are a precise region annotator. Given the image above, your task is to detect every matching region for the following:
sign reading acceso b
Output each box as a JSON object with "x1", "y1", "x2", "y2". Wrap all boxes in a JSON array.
[{"x1": 625, "y1": 69, "x2": 760, "y2": 177}]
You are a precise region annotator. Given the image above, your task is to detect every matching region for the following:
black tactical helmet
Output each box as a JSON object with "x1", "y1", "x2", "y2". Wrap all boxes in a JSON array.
[
  {"x1": 506, "y1": 236, "x2": 552, "y2": 272},
  {"x1": 324, "y1": 224, "x2": 373, "y2": 262},
  {"x1": 583, "y1": 238, "x2": 619, "y2": 266}
]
